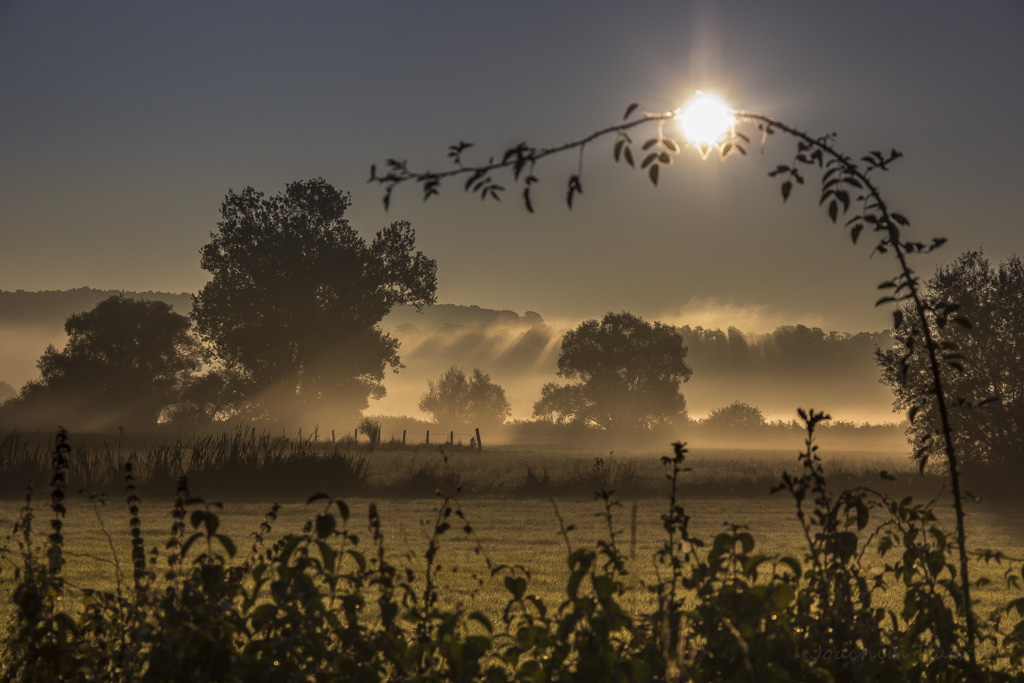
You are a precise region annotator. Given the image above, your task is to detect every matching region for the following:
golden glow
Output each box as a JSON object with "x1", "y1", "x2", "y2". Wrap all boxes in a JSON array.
[{"x1": 677, "y1": 94, "x2": 735, "y2": 147}]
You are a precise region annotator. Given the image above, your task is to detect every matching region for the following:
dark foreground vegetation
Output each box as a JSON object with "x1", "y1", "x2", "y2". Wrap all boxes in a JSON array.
[{"x1": 2, "y1": 423, "x2": 1024, "y2": 681}]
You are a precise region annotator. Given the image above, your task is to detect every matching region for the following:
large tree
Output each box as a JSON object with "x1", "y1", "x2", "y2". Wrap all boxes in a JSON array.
[
  {"x1": 191, "y1": 178, "x2": 437, "y2": 424},
  {"x1": 878, "y1": 250, "x2": 1024, "y2": 471},
  {"x1": 533, "y1": 311, "x2": 692, "y2": 431},
  {"x1": 418, "y1": 366, "x2": 511, "y2": 428},
  {"x1": 0, "y1": 295, "x2": 199, "y2": 430}
]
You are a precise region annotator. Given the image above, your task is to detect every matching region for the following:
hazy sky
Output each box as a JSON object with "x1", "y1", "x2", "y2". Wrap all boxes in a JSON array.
[{"x1": 2, "y1": 1, "x2": 1022, "y2": 333}]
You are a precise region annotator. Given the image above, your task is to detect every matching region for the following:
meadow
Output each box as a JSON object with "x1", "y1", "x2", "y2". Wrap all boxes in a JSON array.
[
  {"x1": 3, "y1": 428, "x2": 1015, "y2": 613},
  {"x1": 3, "y1": 428, "x2": 1024, "y2": 679},
  {"x1": 15, "y1": 483, "x2": 1024, "y2": 619}
]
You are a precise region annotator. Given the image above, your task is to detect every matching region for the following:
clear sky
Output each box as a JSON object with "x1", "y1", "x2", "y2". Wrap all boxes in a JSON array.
[{"x1": 2, "y1": 1, "x2": 1022, "y2": 333}]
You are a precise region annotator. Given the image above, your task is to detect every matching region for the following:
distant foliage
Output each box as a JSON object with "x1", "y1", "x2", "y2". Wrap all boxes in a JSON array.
[
  {"x1": 879, "y1": 250, "x2": 1024, "y2": 471},
  {"x1": 190, "y1": 178, "x2": 438, "y2": 426},
  {"x1": 0, "y1": 295, "x2": 198, "y2": 431},
  {"x1": 534, "y1": 311, "x2": 691, "y2": 431},
  {"x1": 418, "y1": 366, "x2": 511, "y2": 428},
  {"x1": 703, "y1": 400, "x2": 767, "y2": 428},
  {"x1": 0, "y1": 287, "x2": 193, "y2": 327}
]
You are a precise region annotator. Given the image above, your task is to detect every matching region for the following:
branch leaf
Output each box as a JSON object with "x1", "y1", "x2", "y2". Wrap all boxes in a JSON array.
[
  {"x1": 781, "y1": 181, "x2": 793, "y2": 202},
  {"x1": 566, "y1": 175, "x2": 583, "y2": 209}
]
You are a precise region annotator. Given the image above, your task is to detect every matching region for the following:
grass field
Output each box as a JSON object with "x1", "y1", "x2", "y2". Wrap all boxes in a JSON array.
[
  {"x1": 4, "y1": 445, "x2": 1022, "y2": 626},
  {"x1": 2, "y1": 438, "x2": 1023, "y2": 678}
]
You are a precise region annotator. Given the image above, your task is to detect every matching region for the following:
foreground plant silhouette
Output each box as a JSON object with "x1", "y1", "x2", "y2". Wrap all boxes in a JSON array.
[
  {"x1": 2, "y1": 428, "x2": 1023, "y2": 680},
  {"x1": 371, "y1": 100, "x2": 982, "y2": 662}
]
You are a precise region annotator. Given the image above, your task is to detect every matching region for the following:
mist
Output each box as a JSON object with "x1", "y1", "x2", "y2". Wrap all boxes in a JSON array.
[
  {"x1": 370, "y1": 305, "x2": 897, "y2": 426},
  {"x1": 1, "y1": 292, "x2": 902, "y2": 445}
]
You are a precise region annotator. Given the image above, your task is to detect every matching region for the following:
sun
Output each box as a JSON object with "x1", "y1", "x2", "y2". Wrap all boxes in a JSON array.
[{"x1": 677, "y1": 94, "x2": 735, "y2": 147}]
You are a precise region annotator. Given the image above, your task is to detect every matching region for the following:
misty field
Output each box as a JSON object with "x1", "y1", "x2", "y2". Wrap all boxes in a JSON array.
[
  {"x1": 3, "y1": 435, "x2": 1024, "y2": 679},
  {"x1": 4, "y1": 446, "x2": 1023, "y2": 618}
]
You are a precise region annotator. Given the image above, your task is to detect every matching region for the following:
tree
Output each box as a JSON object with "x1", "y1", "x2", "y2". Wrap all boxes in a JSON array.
[
  {"x1": 0, "y1": 295, "x2": 199, "y2": 430},
  {"x1": 878, "y1": 250, "x2": 1024, "y2": 471},
  {"x1": 190, "y1": 178, "x2": 437, "y2": 424},
  {"x1": 533, "y1": 311, "x2": 691, "y2": 431},
  {"x1": 703, "y1": 401, "x2": 767, "y2": 429},
  {"x1": 0, "y1": 380, "x2": 15, "y2": 404},
  {"x1": 418, "y1": 366, "x2": 511, "y2": 428},
  {"x1": 358, "y1": 416, "x2": 382, "y2": 445}
]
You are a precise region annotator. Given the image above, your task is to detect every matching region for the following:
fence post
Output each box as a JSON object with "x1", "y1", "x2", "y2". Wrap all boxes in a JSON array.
[
  {"x1": 475, "y1": 427, "x2": 483, "y2": 451},
  {"x1": 449, "y1": 430, "x2": 454, "y2": 445},
  {"x1": 354, "y1": 428, "x2": 358, "y2": 442},
  {"x1": 426, "y1": 430, "x2": 430, "y2": 445},
  {"x1": 402, "y1": 429, "x2": 407, "y2": 445}
]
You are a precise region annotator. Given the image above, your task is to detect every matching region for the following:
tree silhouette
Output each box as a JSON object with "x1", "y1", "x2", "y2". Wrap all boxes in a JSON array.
[
  {"x1": 191, "y1": 178, "x2": 437, "y2": 424},
  {"x1": 534, "y1": 311, "x2": 691, "y2": 431},
  {"x1": 0, "y1": 295, "x2": 198, "y2": 430},
  {"x1": 703, "y1": 401, "x2": 767, "y2": 429},
  {"x1": 418, "y1": 366, "x2": 511, "y2": 429},
  {"x1": 879, "y1": 250, "x2": 1024, "y2": 472}
]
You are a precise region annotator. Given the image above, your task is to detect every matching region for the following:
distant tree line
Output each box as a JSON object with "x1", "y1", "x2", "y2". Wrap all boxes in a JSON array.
[
  {"x1": 0, "y1": 287, "x2": 193, "y2": 326},
  {"x1": 680, "y1": 325, "x2": 889, "y2": 373},
  {"x1": 0, "y1": 178, "x2": 1020, "y2": 474}
]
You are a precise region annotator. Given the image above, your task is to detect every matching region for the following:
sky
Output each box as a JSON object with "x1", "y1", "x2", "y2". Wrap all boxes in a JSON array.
[{"x1": 2, "y1": 1, "x2": 1023, "y2": 335}]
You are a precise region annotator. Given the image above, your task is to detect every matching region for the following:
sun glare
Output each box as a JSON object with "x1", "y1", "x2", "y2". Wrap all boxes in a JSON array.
[{"x1": 677, "y1": 94, "x2": 735, "y2": 147}]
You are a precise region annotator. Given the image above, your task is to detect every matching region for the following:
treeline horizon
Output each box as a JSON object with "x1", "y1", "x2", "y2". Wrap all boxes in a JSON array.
[{"x1": 0, "y1": 287, "x2": 897, "y2": 427}]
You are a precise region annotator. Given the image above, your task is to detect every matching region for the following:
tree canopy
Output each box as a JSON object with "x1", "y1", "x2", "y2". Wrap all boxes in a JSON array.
[
  {"x1": 703, "y1": 401, "x2": 767, "y2": 429},
  {"x1": 418, "y1": 366, "x2": 511, "y2": 428},
  {"x1": 533, "y1": 311, "x2": 691, "y2": 431},
  {"x1": 0, "y1": 295, "x2": 198, "y2": 430},
  {"x1": 190, "y1": 178, "x2": 437, "y2": 425},
  {"x1": 878, "y1": 250, "x2": 1024, "y2": 471}
]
